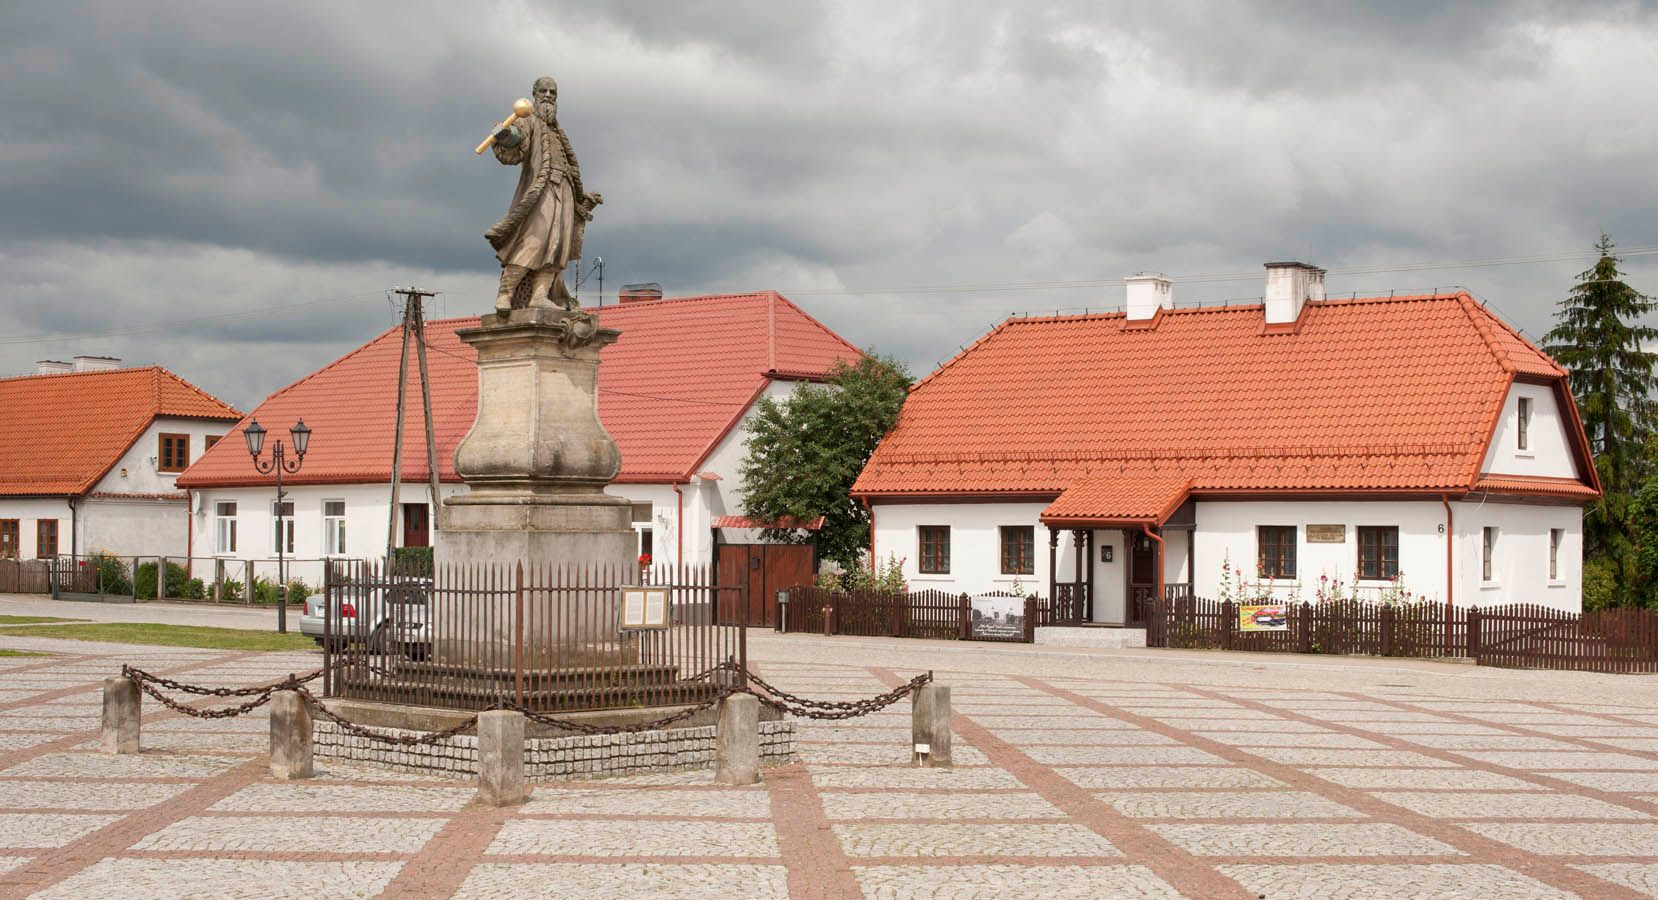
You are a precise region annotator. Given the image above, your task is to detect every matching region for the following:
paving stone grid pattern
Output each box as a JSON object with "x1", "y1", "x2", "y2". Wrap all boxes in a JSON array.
[{"x1": 0, "y1": 628, "x2": 1657, "y2": 897}]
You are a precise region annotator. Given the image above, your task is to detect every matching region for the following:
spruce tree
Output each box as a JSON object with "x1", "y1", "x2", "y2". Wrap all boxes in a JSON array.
[{"x1": 1544, "y1": 234, "x2": 1658, "y2": 604}]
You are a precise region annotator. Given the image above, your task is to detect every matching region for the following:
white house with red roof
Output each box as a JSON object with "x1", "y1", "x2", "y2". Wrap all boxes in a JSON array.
[
  {"x1": 853, "y1": 263, "x2": 1600, "y2": 621},
  {"x1": 176, "y1": 291, "x2": 863, "y2": 589},
  {"x1": 0, "y1": 358, "x2": 242, "y2": 562}
]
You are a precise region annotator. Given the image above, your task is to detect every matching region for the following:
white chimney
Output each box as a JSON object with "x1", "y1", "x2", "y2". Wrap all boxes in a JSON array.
[
  {"x1": 71, "y1": 355, "x2": 121, "y2": 372},
  {"x1": 1124, "y1": 273, "x2": 1173, "y2": 321},
  {"x1": 1263, "y1": 262, "x2": 1325, "y2": 324},
  {"x1": 35, "y1": 360, "x2": 72, "y2": 375}
]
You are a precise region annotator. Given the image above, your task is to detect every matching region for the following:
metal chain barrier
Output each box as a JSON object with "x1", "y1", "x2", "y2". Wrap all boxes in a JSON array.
[
  {"x1": 295, "y1": 686, "x2": 482, "y2": 746},
  {"x1": 114, "y1": 660, "x2": 933, "y2": 743}
]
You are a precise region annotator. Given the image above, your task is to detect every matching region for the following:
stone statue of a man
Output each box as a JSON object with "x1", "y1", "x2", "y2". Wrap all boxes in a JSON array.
[{"x1": 486, "y1": 75, "x2": 602, "y2": 312}]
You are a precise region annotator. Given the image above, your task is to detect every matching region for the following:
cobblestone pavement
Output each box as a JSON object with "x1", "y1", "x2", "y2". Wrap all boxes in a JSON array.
[{"x1": 1, "y1": 622, "x2": 1657, "y2": 897}]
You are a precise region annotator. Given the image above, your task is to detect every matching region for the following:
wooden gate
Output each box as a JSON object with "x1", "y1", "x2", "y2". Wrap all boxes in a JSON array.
[{"x1": 716, "y1": 544, "x2": 813, "y2": 627}]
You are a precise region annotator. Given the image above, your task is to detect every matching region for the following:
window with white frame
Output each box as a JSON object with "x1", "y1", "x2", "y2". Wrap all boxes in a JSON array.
[
  {"x1": 272, "y1": 500, "x2": 295, "y2": 554},
  {"x1": 214, "y1": 502, "x2": 237, "y2": 554},
  {"x1": 1517, "y1": 397, "x2": 1532, "y2": 451},
  {"x1": 324, "y1": 500, "x2": 346, "y2": 556},
  {"x1": 1482, "y1": 526, "x2": 1497, "y2": 582},
  {"x1": 1549, "y1": 528, "x2": 1563, "y2": 581}
]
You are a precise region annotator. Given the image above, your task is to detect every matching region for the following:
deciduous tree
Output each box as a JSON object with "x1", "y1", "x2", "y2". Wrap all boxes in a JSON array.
[{"x1": 738, "y1": 355, "x2": 911, "y2": 569}]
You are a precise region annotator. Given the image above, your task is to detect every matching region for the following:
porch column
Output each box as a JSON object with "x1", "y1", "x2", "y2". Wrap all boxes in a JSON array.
[
  {"x1": 1083, "y1": 531, "x2": 1095, "y2": 621},
  {"x1": 1047, "y1": 527, "x2": 1059, "y2": 606},
  {"x1": 1071, "y1": 530, "x2": 1084, "y2": 618}
]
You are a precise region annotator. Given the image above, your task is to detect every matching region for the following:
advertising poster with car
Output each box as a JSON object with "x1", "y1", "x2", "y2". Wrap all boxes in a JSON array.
[
  {"x1": 969, "y1": 594, "x2": 1025, "y2": 640},
  {"x1": 1239, "y1": 603, "x2": 1288, "y2": 632}
]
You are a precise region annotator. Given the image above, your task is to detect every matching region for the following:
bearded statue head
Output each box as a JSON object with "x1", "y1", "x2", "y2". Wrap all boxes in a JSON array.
[{"x1": 532, "y1": 76, "x2": 558, "y2": 124}]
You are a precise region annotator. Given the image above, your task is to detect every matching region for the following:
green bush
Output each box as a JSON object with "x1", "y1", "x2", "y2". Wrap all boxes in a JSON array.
[
  {"x1": 1584, "y1": 554, "x2": 1621, "y2": 611},
  {"x1": 217, "y1": 578, "x2": 244, "y2": 602},
  {"x1": 133, "y1": 561, "x2": 190, "y2": 600},
  {"x1": 392, "y1": 546, "x2": 434, "y2": 576},
  {"x1": 183, "y1": 577, "x2": 206, "y2": 600},
  {"x1": 252, "y1": 576, "x2": 280, "y2": 606},
  {"x1": 91, "y1": 553, "x2": 132, "y2": 595},
  {"x1": 286, "y1": 580, "x2": 311, "y2": 604}
]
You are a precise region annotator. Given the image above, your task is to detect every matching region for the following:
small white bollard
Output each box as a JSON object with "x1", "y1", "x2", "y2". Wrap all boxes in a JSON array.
[
  {"x1": 101, "y1": 676, "x2": 141, "y2": 755},
  {"x1": 715, "y1": 693, "x2": 761, "y2": 785},
  {"x1": 911, "y1": 683, "x2": 951, "y2": 768},
  {"x1": 268, "y1": 690, "x2": 314, "y2": 780},
  {"x1": 477, "y1": 709, "x2": 527, "y2": 806}
]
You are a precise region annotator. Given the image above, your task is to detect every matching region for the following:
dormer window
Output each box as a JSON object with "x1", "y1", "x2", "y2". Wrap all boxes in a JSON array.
[{"x1": 1517, "y1": 397, "x2": 1532, "y2": 451}]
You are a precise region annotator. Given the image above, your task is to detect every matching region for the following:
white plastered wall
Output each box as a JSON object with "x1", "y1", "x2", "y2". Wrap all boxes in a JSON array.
[
  {"x1": 1454, "y1": 497, "x2": 1581, "y2": 612},
  {"x1": 1194, "y1": 500, "x2": 1452, "y2": 603},
  {"x1": 1480, "y1": 383, "x2": 1580, "y2": 479},
  {"x1": 871, "y1": 501, "x2": 1061, "y2": 595},
  {"x1": 0, "y1": 498, "x2": 73, "y2": 559},
  {"x1": 96, "y1": 417, "x2": 235, "y2": 497}
]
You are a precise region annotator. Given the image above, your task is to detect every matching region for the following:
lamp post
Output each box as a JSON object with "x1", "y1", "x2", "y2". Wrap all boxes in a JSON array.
[{"x1": 244, "y1": 418, "x2": 311, "y2": 633}]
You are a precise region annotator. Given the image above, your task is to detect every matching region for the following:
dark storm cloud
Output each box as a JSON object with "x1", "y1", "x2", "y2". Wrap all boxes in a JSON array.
[{"x1": 0, "y1": 1, "x2": 1655, "y2": 408}]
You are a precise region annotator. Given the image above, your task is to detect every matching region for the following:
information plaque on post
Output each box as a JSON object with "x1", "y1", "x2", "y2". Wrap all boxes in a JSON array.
[{"x1": 621, "y1": 587, "x2": 670, "y2": 629}]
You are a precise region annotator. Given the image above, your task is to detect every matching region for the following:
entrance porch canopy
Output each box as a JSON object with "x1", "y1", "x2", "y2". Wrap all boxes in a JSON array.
[{"x1": 1039, "y1": 471, "x2": 1192, "y2": 529}]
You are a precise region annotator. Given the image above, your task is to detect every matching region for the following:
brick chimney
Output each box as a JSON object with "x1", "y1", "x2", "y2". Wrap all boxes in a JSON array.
[
  {"x1": 1264, "y1": 262, "x2": 1325, "y2": 324},
  {"x1": 35, "y1": 360, "x2": 72, "y2": 375},
  {"x1": 618, "y1": 283, "x2": 663, "y2": 304},
  {"x1": 1124, "y1": 273, "x2": 1173, "y2": 321}
]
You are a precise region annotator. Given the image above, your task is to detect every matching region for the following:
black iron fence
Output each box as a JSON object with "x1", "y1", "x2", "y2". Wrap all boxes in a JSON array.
[{"x1": 322, "y1": 560, "x2": 747, "y2": 713}]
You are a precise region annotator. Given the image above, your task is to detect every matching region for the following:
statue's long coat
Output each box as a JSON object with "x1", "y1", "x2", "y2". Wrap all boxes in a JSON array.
[{"x1": 489, "y1": 116, "x2": 579, "y2": 271}]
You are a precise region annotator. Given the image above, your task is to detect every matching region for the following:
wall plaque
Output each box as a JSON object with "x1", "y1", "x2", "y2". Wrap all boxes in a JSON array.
[
  {"x1": 1306, "y1": 524, "x2": 1346, "y2": 543},
  {"x1": 621, "y1": 587, "x2": 669, "y2": 629}
]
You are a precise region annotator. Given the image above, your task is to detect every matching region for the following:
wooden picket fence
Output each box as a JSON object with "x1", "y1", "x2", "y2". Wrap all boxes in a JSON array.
[
  {"x1": 0, "y1": 559, "x2": 50, "y2": 594},
  {"x1": 778, "y1": 586, "x2": 1035, "y2": 643},
  {"x1": 1147, "y1": 594, "x2": 1658, "y2": 674}
]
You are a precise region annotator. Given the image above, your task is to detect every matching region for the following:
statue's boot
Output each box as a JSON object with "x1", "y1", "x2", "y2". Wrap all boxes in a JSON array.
[
  {"x1": 527, "y1": 267, "x2": 562, "y2": 310},
  {"x1": 495, "y1": 265, "x2": 529, "y2": 313}
]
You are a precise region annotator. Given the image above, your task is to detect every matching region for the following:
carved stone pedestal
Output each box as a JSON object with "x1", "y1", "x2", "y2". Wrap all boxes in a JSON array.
[{"x1": 434, "y1": 307, "x2": 634, "y2": 665}]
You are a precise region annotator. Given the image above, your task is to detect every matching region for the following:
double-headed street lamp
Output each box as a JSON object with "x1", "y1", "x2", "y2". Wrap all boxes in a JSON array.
[{"x1": 244, "y1": 418, "x2": 311, "y2": 633}]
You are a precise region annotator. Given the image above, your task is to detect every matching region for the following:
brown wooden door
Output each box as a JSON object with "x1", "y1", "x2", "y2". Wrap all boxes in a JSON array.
[
  {"x1": 715, "y1": 544, "x2": 814, "y2": 627},
  {"x1": 401, "y1": 504, "x2": 429, "y2": 548},
  {"x1": 1128, "y1": 531, "x2": 1157, "y2": 626}
]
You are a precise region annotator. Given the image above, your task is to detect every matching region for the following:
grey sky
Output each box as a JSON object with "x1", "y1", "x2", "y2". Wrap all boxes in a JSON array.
[{"x1": 2, "y1": 1, "x2": 1656, "y2": 408}]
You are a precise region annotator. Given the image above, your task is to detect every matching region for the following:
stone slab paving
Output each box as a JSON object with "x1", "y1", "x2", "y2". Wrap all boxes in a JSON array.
[{"x1": 0, "y1": 624, "x2": 1657, "y2": 897}]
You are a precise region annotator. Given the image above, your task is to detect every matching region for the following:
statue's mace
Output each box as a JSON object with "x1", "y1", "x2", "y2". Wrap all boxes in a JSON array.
[{"x1": 474, "y1": 98, "x2": 534, "y2": 154}]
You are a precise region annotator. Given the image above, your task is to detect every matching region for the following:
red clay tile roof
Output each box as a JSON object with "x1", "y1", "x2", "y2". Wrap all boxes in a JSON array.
[
  {"x1": 852, "y1": 293, "x2": 1598, "y2": 521},
  {"x1": 177, "y1": 293, "x2": 862, "y2": 489},
  {"x1": 0, "y1": 367, "x2": 241, "y2": 497},
  {"x1": 712, "y1": 515, "x2": 825, "y2": 531}
]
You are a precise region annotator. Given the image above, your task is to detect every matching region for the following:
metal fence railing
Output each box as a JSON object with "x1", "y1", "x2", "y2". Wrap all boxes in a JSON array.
[
  {"x1": 43, "y1": 554, "x2": 320, "y2": 605},
  {"x1": 322, "y1": 560, "x2": 747, "y2": 713}
]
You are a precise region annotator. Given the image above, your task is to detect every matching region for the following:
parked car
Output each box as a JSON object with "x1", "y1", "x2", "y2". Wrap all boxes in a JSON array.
[{"x1": 300, "y1": 579, "x2": 431, "y2": 659}]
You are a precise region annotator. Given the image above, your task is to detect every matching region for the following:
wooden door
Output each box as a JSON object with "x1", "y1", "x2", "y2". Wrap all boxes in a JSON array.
[
  {"x1": 1128, "y1": 530, "x2": 1157, "y2": 626},
  {"x1": 401, "y1": 504, "x2": 429, "y2": 548},
  {"x1": 715, "y1": 544, "x2": 814, "y2": 627}
]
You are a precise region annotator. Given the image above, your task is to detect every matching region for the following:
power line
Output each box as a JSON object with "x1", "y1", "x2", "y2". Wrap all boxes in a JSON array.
[
  {"x1": 3, "y1": 240, "x2": 1655, "y2": 346},
  {"x1": 0, "y1": 290, "x2": 393, "y2": 347}
]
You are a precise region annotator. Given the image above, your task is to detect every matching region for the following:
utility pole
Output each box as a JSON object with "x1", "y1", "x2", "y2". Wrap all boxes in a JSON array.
[{"x1": 386, "y1": 287, "x2": 442, "y2": 575}]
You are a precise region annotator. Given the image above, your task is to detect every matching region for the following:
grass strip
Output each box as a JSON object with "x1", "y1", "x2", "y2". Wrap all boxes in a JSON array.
[
  {"x1": 0, "y1": 616, "x2": 84, "y2": 625},
  {"x1": 0, "y1": 623, "x2": 318, "y2": 652}
]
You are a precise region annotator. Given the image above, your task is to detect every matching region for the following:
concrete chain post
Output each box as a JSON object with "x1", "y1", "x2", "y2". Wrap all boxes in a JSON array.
[
  {"x1": 100, "y1": 676, "x2": 141, "y2": 755},
  {"x1": 911, "y1": 683, "x2": 952, "y2": 768},
  {"x1": 477, "y1": 709, "x2": 527, "y2": 806},
  {"x1": 268, "y1": 690, "x2": 314, "y2": 779},
  {"x1": 715, "y1": 693, "x2": 760, "y2": 785}
]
